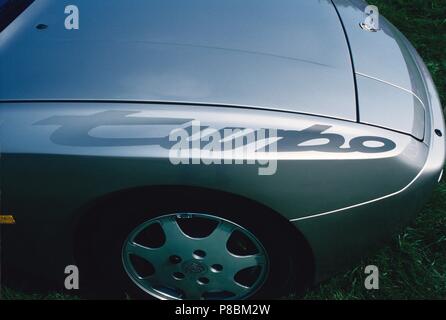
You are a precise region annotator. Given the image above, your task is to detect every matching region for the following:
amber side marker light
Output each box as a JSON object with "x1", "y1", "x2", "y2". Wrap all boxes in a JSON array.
[{"x1": 0, "y1": 215, "x2": 16, "y2": 224}]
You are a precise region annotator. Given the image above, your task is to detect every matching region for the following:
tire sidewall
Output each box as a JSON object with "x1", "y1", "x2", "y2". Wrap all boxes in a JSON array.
[{"x1": 78, "y1": 192, "x2": 300, "y2": 300}]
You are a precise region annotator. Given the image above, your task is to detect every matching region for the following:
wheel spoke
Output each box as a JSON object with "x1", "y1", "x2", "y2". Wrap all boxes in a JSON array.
[
  {"x1": 144, "y1": 274, "x2": 184, "y2": 297},
  {"x1": 125, "y1": 241, "x2": 169, "y2": 268},
  {"x1": 122, "y1": 213, "x2": 269, "y2": 300},
  {"x1": 149, "y1": 273, "x2": 205, "y2": 300},
  {"x1": 202, "y1": 222, "x2": 235, "y2": 250},
  {"x1": 227, "y1": 253, "x2": 267, "y2": 276},
  {"x1": 158, "y1": 216, "x2": 189, "y2": 246},
  {"x1": 183, "y1": 280, "x2": 207, "y2": 300},
  {"x1": 226, "y1": 280, "x2": 250, "y2": 296}
]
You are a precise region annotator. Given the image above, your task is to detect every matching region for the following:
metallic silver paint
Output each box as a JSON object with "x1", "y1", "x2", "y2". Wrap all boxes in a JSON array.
[
  {"x1": 0, "y1": 101, "x2": 433, "y2": 283},
  {"x1": 296, "y1": 0, "x2": 445, "y2": 282},
  {"x1": 0, "y1": 0, "x2": 444, "y2": 289},
  {"x1": 332, "y1": 0, "x2": 431, "y2": 139},
  {"x1": 0, "y1": 0, "x2": 356, "y2": 121},
  {"x1": 356, "y1": 73, "x2": 425, "y2": 140}
]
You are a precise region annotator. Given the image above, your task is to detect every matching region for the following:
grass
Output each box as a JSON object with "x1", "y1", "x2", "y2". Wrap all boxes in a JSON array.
[
  {"x1": 304, "y1": 183, "x2": 446, "y2": 299},
  {"x1": 1, "y1": 0, "x2": 446, "y2": 300},
  {"x1": 304, "y1": 0, "x2": 446, "y2": 300},
  {"x1": 369, "y1": 0, "x2": 446, "y2": 104},
  {"x1": 0, "y1": 287, "x2": 80, "y2": 300}
]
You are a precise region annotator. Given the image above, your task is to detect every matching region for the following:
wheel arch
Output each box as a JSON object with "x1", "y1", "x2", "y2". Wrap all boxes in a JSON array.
[{"x1": 73, "y1": 185, "x2": 316, "y2": 294}]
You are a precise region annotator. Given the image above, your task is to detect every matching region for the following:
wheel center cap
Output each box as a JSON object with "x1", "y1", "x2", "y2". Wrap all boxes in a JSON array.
[{"x1": 183, "y1": 260, "x2": 207, "y2": 274}]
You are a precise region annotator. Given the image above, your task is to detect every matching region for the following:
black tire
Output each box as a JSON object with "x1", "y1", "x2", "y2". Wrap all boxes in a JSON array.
[{"x1": 76, "y1": 187, "x2": 313, "y2": 300}]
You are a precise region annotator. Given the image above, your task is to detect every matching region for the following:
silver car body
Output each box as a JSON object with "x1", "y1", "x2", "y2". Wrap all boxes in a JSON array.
[{"x1": 0, "y1": 0, "x2": 444, "y2": 285}]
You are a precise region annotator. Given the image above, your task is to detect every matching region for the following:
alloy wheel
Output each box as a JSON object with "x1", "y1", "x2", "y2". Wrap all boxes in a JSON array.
[{"x1": 122, "y1": 213, "x2": 269, "y2": 300}]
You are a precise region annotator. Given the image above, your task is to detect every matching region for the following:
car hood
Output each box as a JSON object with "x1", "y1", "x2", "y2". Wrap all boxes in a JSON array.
[{"x1": 0, "y1": 0, "x2": 356, "y2": 121}]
